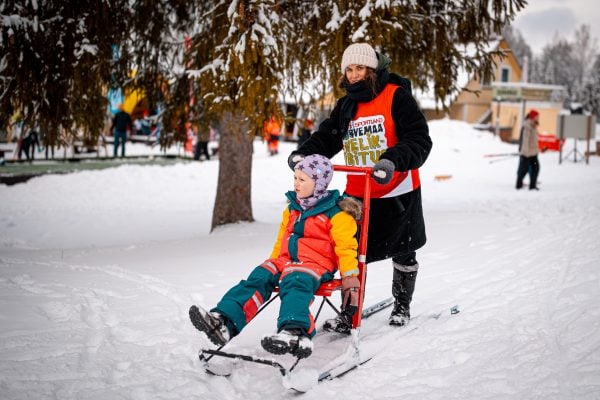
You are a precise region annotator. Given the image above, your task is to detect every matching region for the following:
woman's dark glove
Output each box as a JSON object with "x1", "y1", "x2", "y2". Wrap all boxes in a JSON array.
[
  {"x1": 372, "y1": 159, "x2": 395, "y2": 184},
  {"x1": 287, "y1": 153, "x2": 305, "y2": 170}
]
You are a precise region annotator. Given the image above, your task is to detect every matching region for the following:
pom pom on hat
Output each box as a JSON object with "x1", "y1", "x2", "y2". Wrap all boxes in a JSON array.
[{"x1": 341, "y1": 43, "x2": 378, "y2": 73}]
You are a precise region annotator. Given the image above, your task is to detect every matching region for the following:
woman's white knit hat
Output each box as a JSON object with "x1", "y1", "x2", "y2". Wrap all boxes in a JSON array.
[{"x1": 341, "y1": 43, "x2": 378, "y2": 73}]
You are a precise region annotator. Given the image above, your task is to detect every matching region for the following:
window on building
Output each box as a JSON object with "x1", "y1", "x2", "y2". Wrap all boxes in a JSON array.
[{"x1": 501, "y1": 67, "x2": 510, "y2": 82}]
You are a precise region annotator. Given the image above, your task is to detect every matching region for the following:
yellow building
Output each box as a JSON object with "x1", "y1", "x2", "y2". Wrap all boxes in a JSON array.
[
  {"x1": 418, "y1": 38, "x2": 522, "y2": 123},
  {"x1": 418, "y1": 38, "x2": 566, "y2": 143}
]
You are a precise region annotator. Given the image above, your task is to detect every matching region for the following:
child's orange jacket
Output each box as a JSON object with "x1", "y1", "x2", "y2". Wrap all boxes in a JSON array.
[{"x1": 265, "y1": 190, "x2": 360, "y2": 279}]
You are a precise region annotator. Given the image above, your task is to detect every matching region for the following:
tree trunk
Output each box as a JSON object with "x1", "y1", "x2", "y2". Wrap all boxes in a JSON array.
[{"x1": 211, "y1": 111, "x2": 254, "y2": 231}]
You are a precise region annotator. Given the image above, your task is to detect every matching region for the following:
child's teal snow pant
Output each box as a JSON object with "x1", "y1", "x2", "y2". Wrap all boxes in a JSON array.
[{"x1": 213, "y1": 263, "x2": 333, "y2": 338}]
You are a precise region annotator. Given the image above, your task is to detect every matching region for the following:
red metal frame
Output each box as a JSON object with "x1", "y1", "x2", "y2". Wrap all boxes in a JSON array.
[{"x1": 332, "y1": 165, "x2": 373, "y2": 329}]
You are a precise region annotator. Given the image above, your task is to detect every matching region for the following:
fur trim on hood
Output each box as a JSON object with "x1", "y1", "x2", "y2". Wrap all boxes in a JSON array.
[{"x1": 339, "y1": 197, "x2": 362, "y2": 220}]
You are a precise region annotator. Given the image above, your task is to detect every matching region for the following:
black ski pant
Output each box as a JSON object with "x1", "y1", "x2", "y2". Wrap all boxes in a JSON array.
[{"x1": 516, "y1": 155, "x2": 540, "y2": 189}]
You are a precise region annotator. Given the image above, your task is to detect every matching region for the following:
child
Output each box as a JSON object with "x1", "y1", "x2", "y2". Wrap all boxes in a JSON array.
[{"x1": 189, "y1": 154, "x2": 361, "y2": 359}]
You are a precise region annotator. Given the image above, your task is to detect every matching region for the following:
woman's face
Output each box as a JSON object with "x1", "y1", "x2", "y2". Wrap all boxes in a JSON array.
[
  {"x1": 294, "y1": 169, "x2": 316, "y2": 199},
  {"x1": 345, "y1": 64, "x2": 368, "y2": 84}
]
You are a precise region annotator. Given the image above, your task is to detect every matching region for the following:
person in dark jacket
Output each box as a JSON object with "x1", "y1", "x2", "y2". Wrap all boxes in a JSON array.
[
  {"x1": 110, "y1": 104, "x2": 132, "y2": 157},
  {"x1": 18, "y1": 129, "x2": 40, "y2": 161},
  {"x1": 288, "y1": 43, "x2": 432, "y2": 331},
  {"x1": 193, "y1": 122, "x2": 211, "y2": 161}
]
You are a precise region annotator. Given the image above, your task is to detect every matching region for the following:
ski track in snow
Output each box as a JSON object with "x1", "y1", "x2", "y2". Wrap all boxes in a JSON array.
[{"x1": 1, "y1": 123, "x2": 600, "y2": 399}]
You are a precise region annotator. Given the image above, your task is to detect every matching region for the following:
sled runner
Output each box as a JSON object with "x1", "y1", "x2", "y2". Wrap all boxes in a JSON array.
[{"x1": 197, "y1": 165, "x2": 390, "y2": 390}]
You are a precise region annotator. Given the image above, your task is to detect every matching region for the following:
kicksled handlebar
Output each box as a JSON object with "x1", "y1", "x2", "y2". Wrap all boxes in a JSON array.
[{"x1": 333, "y1": 165, "x2": 373, "y2": 330}]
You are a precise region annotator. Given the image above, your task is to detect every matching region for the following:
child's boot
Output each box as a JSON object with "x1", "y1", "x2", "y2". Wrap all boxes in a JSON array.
[
  {"x1": 189, "y1": 305, "x2": 231, "y2": 346},
  {"x1": 261, "y1": 328, "x2": 313, "y2": 359},
  {"x1": 322, "y1": 285, "x2": 357, "y2": 335},
  {"x1": 322, "y1": 315, "x2": 351, "y2": 334}
]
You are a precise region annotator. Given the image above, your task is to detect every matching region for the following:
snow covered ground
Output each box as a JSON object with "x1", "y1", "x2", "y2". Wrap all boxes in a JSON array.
[{"x1": 1, "y1": 119, "x2": 599, "y2": 399}]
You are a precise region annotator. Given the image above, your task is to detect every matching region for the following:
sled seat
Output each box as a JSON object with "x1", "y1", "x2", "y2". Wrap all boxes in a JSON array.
[
  {"x1": 269, "y1": 278, "x2": 343, "y2": 327},
  {"x1": 314, "y1": 279, "x2": 342, "y2": 296},
  {"x1": 273, "y1": 278, "x2": 342, "y2": 297}
]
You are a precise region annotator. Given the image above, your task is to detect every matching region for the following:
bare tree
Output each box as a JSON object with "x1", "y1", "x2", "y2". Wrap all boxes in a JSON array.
[
  {"x1": 581, "y1": 55, "x2": 600, "y2": 117},
  {"x1": 572, "y1": 24, "x2": 598, "y2": 97},
  {"x1": 529, "y1": 24, "x2": 598, "y2": 106}
]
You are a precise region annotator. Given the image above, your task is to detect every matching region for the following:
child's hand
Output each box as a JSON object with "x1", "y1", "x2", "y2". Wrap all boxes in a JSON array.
[{"x1": 342, "y1": 276, "x2": 360, "y2": 315}]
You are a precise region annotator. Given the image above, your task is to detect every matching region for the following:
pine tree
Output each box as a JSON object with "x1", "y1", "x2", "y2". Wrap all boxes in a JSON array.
[
  {"x1": 186, "y1": 0, "x2": 287, "y2": 230},
  {"x1": 0, "y1": 1, "x2": 127, "y2": 146},
  {"x1": 2, "y1": 0, "x2": 525, "y2": 230},
  {"x1": 0, "y1": 0, "x2": 196, "y2": 149},
  {"x1": 188, "y1": 0, "x2": 526, "y2": 229}
]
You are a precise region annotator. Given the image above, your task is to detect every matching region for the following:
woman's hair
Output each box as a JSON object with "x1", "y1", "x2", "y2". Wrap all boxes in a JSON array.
[{"x1": 338, "y1": 67, "x2": 378, "y2": 93}]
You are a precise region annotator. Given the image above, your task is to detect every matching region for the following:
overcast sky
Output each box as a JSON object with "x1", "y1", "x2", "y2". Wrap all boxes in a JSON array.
[{"x1": 512, "y1": 0, "x2": 600, "y2": 55}]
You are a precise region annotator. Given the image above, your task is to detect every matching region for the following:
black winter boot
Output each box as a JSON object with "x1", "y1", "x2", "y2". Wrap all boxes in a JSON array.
[
  {"x1": 322, "y1": 310, "x2": 353, "y2": 335},
  {"x1": 189, "y1": 305, "x2": 231, "y2": 346},
  {"x1": 261, "y1": 328, "x2": 313, "y2": 359},
  {"x1": 389, "y1": 267, "x2": 417, "y2": 327}
]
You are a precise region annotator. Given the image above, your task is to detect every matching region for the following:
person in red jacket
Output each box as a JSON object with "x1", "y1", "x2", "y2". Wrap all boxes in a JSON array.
[
  {"x1": 264, "y1": 116, "x2": 282, "y2": 155},
  {"x1": 189, "y1": 155, "x2": 361, "y2": 359},
  {"x1": 289, "y1": 43, "x2": 432, "y2": 331}
]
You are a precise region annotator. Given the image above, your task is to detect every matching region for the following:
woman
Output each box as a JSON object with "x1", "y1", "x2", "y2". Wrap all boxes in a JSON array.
[{"x1": 289, "y1": 43, "x2": 432, "y2": 330}]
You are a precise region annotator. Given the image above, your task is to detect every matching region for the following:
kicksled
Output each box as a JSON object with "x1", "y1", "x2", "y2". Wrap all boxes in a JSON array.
[
  {"x1": 198, "y1": 300, "x2": 460, "y2": 392},
  {"x1": 193, "y1": 165, "x2": 459, "y2": 391}
]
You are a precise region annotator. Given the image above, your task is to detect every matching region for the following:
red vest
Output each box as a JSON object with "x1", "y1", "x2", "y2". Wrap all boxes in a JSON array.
[{"x1": 342, "y1": 84, "x2": 421, "y2": 198}]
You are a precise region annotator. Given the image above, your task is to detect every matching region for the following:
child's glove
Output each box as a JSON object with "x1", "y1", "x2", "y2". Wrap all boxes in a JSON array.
[
  {"x1": 287, "y1": 152, "x2": 305, "y2": 170},
  {"x1": 341, "y1": 276, "x2": 360, "y2": 316},
  {"x1": 372, "y1": 158, "x2": 395, "y2": 184}
]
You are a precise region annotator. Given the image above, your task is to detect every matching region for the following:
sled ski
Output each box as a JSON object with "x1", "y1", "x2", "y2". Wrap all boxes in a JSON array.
[
  {"x1": 285, "y1": 304, "x2": 460, "y2": 392},
  {"x1": 286, "y1": 304, "x2": 461, "y2": 392},
  {"x1": 361, "y1": 296, "x2": 394, "y2": 318}
]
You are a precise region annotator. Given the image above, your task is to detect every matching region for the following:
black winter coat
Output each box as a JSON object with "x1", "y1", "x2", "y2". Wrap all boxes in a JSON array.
[
  {"x1": 295, "y1": 71, "x2": 432, "y2": 263},
  {"x1": 112, "y1": 111, "x2": 132, "y2": 133}
]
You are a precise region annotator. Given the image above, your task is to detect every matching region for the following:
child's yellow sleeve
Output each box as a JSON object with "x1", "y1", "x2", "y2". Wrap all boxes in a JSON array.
[
  {"x1": 269, "y1": 207, "x2": 291, "y2": 259},
  {"x1": 330, "y1": 212, "x2": 359, "y2": 277}
]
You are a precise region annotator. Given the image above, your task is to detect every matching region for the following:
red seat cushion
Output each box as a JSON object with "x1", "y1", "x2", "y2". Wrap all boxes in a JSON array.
[{"x1": 273, "y1": 279, "x2": 342, "y2": 297}]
